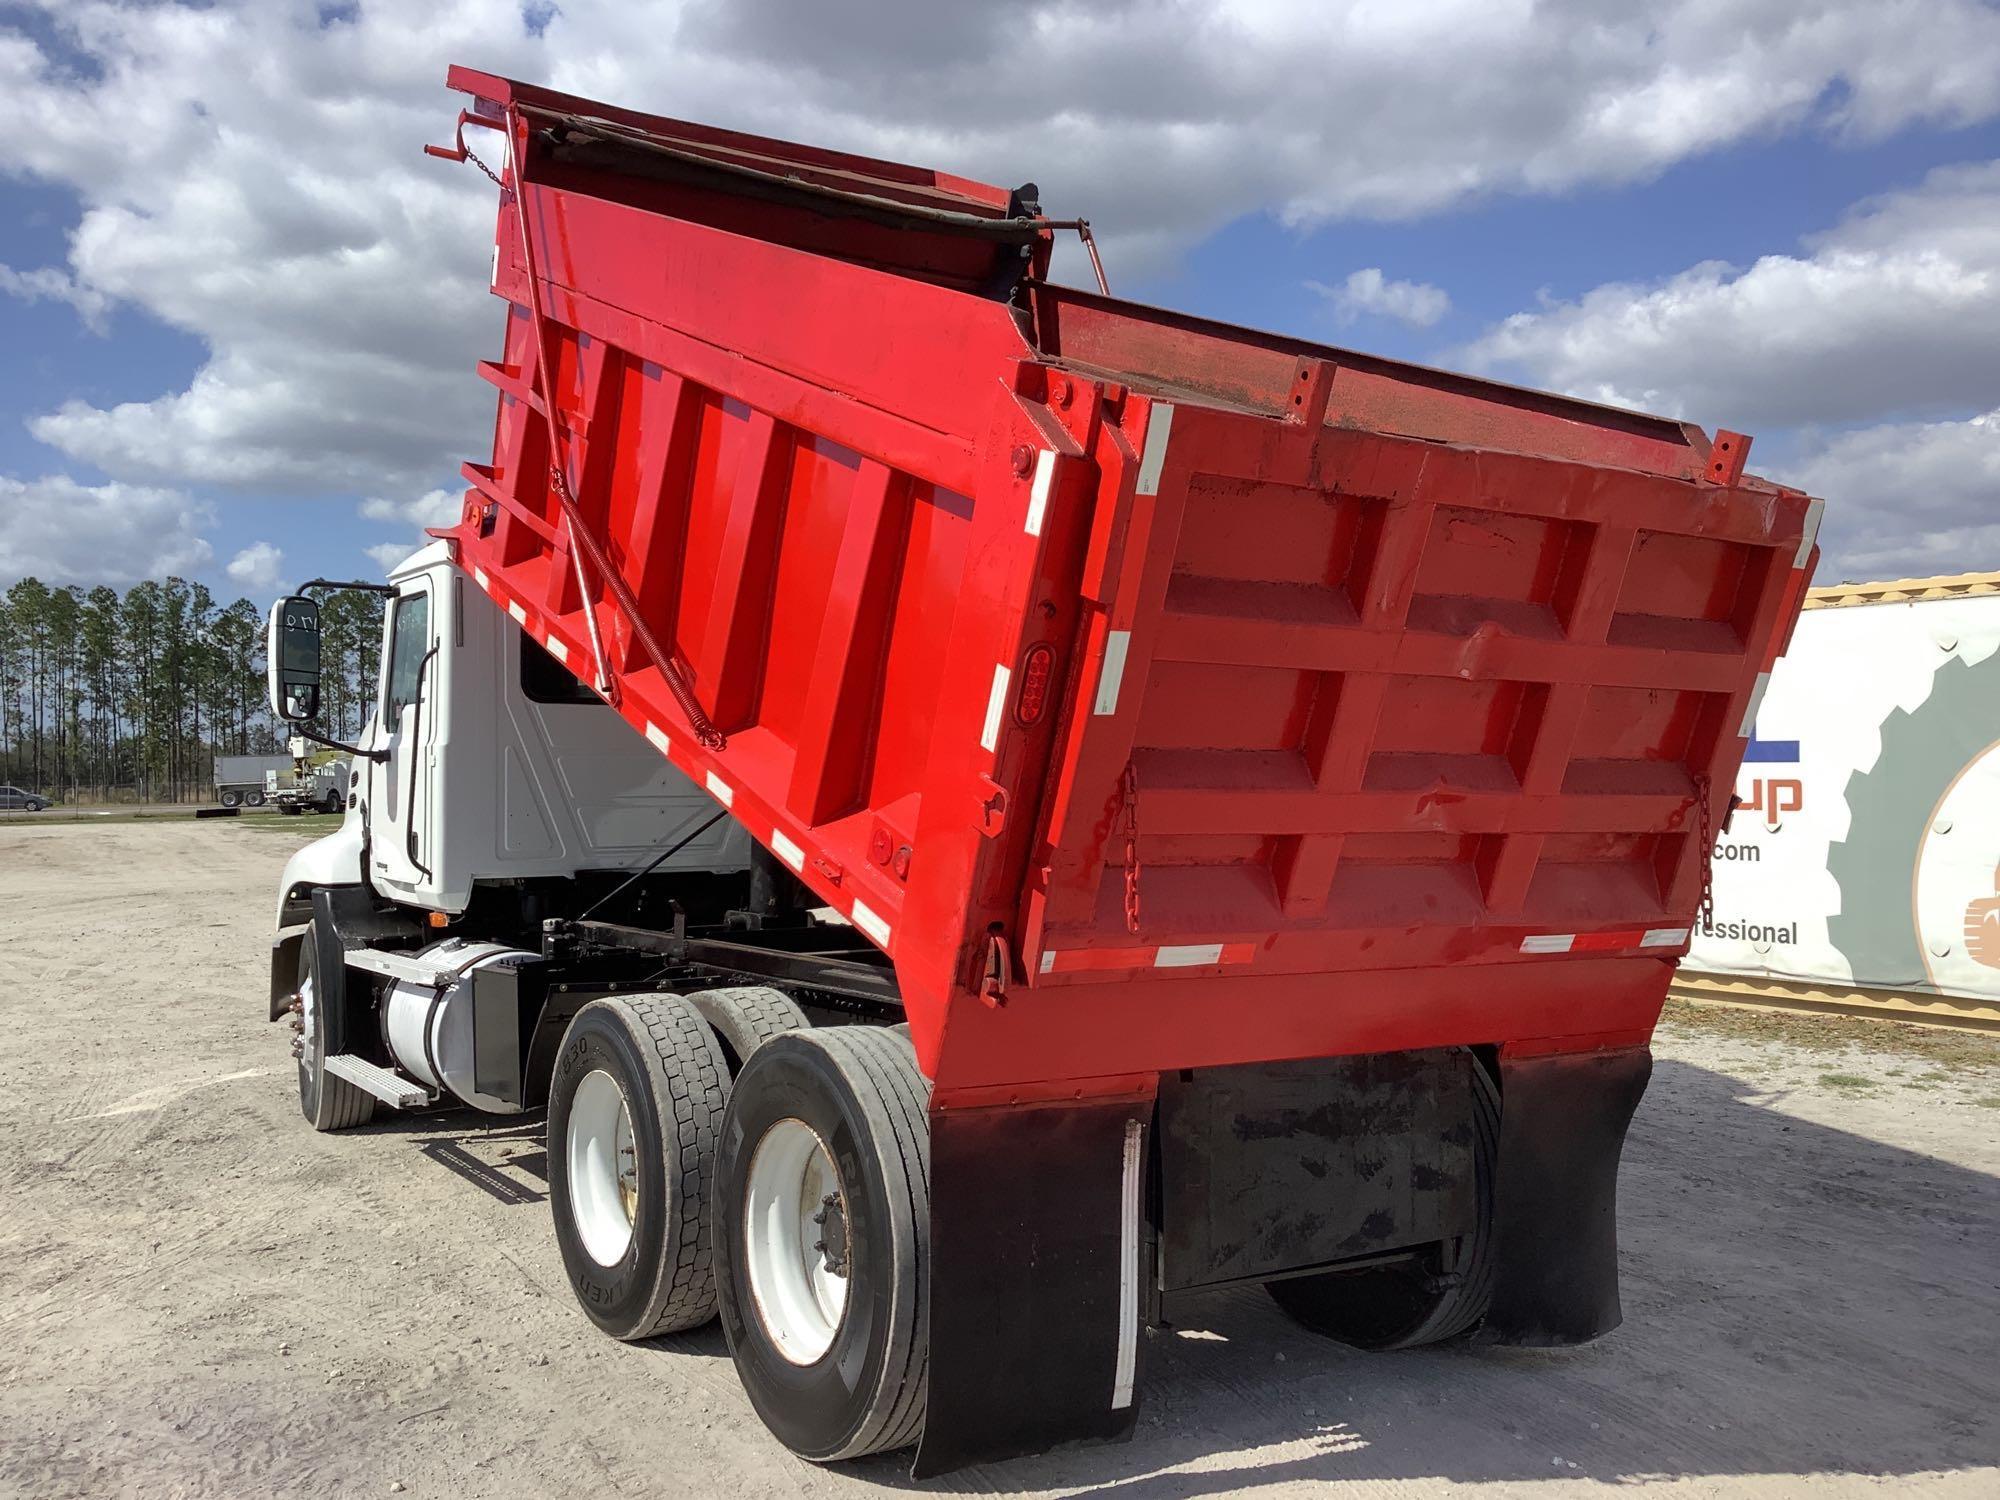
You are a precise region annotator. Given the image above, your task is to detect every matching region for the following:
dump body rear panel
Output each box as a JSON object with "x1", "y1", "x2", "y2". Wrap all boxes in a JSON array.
[{"x1": 439, "y1": 70, "x2": 1820, "y2": 1093}]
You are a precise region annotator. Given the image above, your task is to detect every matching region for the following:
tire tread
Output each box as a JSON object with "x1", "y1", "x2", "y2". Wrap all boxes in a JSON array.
[
  {"x1": 810, "y1": 1026, "x2": 932, "y2": 1459},
  {"x1": 598, "y1": 993, "x2": 732, "y2": 1338}
]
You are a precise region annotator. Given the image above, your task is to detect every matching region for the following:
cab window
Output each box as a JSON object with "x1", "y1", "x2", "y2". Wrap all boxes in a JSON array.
[
  {"x1": 520, "y1": 626, "x2": 600, "y2": 705},
  {"x1": 384, "y1": 591, "x2": 432, "y2": 717}
]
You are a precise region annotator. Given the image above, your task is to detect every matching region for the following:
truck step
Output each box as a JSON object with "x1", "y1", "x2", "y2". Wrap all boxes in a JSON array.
[{"x1": 324, "y1": 1054, "x2": 429, "y2": 1109}]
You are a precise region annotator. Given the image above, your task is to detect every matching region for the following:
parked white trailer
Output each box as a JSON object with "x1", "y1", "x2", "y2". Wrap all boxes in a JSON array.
[{"x1": 1683, "y1": 571, "x2": 2000, "y2": 1028}]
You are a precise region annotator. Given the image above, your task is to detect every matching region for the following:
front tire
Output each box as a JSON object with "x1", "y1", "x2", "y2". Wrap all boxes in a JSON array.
[
  {"x1": 548, "y1": 994, "x2": 731, "y2": 1340},
  {"x1": 294, "y1": 921, "x2": 376, "y2": 1132},
  {"x1": 717, "y1": 1027, "x2": 931, "y2": 1463}
]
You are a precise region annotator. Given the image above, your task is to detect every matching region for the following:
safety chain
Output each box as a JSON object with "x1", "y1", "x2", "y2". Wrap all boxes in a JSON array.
[
  {"x1": 462, "y1": 145, "x2": 507, "y2": 193},
  {"x1": 1121, "y1": 762, "x2": 1142, "y2": 935},
  {"x1": 1694, "y1": 773, "x2": 1716, "y2": 937}
]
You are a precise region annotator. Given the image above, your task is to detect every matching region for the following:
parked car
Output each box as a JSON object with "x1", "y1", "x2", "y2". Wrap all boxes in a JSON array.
[{"x1": 0, "y1": 784, "x2": 50, "y2": 811}]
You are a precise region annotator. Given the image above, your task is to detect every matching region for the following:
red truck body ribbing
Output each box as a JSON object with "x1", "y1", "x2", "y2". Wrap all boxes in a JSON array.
[{"x1": 437, "y1": 67, "x2": 1820, "y2": 1103}]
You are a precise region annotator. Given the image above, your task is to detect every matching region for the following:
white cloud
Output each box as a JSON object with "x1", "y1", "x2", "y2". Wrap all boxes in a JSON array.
[
  {"x1": 1459, "y1": 160, "x2": 2000, "y2": 432},
  {"x1": 365, "y1": 541, "x2": 421, "y2": 575},
  {"x1": 360, "y1": 489, "x2": 461, "y2": 530},
  {"x1": 359, "y1": 487, "x2": 459, "y2": 575},
  {"x1": 225, "y1": 540, "x2": 285, "y2": 592},
  {"x1": 4, "y1": 0, "x2": 1999, "y2": 501},
  {"x1": 1783, "y1": 410, "x2": 2000, "y2": 582},
  {"x1": 0, "y1": 474, "x2": 214, "y2": 586},
  {"x1": 1457, "y1": 158, "x2": 2000, "y2": 582},
  {"x1": 0, "y1": 262, "x2": 108, "y2": 332},
  {"x1": 1310, "y1": 268, "x2": 1450, "y2": 328}
]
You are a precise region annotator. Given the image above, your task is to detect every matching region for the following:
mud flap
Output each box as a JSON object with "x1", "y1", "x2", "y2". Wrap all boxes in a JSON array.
[
  {"x1": 913, "y1": 1091, "x2": 1152, "y2": 1478},
  {"x1": 1481, "y1": 1046, "x2": 1652, "y2": 1345}
]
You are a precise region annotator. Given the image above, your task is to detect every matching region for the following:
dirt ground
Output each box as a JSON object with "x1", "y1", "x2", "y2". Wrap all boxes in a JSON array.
[{"x1": 2, "y1": 819, "x2": 1995, "y2": 1499}]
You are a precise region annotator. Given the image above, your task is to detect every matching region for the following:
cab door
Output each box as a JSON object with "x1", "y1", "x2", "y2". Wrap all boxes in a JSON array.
[{"x1": 367, "y1": 583, "x2": 438, "y2": 896}]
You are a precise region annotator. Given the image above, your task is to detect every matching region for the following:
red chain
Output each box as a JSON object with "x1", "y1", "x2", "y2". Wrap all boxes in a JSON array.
[{"x1": 1122, "y1": 762, "x2": 1142, "y2": 934}]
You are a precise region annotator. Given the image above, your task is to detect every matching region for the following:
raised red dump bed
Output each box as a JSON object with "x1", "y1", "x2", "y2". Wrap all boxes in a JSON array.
[{"x1": 435, "y1": 68, "x2": 1821, "y2": 1101}]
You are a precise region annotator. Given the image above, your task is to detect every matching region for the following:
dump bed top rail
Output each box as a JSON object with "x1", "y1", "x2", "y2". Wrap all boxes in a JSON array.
[{"x1": 432, "y1": 70, "x2": 1821, "y2": 1091}]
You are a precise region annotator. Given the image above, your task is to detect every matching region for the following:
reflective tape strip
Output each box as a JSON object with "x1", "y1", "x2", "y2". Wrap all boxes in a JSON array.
[
  {"x1": 850, "y1": 899, "x2": 892, "y2": 949},
  {"x1": 769, "y1": 830, "x2": 806, "y2": 872},
  {"x1": 544, "y1": 633, "x2": 568, "y2": 664},
  {"x1": 1739, "y1": 671, "x2": 1771, "y2": 737},
  {"x1": 704, "y1": 772, "x2": 734, "y2": 807},
  {"x1": 1523, "y1": 928, "x2": 1687, "y2": 955},
  {"x1": 1044, "y1": 942, "x2": 1254, "y2": 974},
  {"x1": 1135, "y1": 403, "x2": 1174, "y2": 496},
  {"x1": 507, "y1": 600, "x2": 527, "y2": 625},
  {"x1": 980, "y1": 663, "x2": 1011, "y2": 753},
  {"x1": 1025, "y1": 450, "x2": 1055, "y2": 537},
  {"x1": 489, "y1": 244, "x2": 500, "y2": 287},
  {"x1": 1112, "y1": 1119, "x2": 1143, "y2": 1411},
  {"x1": 1794, "y1": 497, "x2": 1824, "y2": 567},
  {"x1": 643, "y1": 721, "x2": 670, "y2": 755},
  {"x1": 1093, "y1": 631, "x2": 1131, "y2": 716},
  {"x1": 473, "y1": 567, "x2": 490, "y2": 589}
]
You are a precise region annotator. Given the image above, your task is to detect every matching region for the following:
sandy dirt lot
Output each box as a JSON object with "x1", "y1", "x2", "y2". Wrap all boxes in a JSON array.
[{"x1": 2, "y1": 819, "x2": 1995, "y2": 1499}]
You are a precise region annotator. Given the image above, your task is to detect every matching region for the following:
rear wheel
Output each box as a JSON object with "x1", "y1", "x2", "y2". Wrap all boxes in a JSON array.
[
  {"x1": 220, "y1": 789, "x2": 242, "y2": 808},
  {"x1": 688, "y1": 985, "x2": 810, "y2": 1075},
  {"x1": 1265, "y1": 1053, "x2": 1499, "y2": 1349},
  {"x1": 246, "y1": 789, "x2": 267, "y2": 808},
  {"x1": 323, "y1": 790, "x2": 344, "y2": 814},
  {"x1": 717, "y1": 1026, "x2": 930, "y2": 1463},
  {"x1": 292, "y1": 922, "x2": 376, "y2": 1132},
  {"x1": 548, "y1": 994, "x2": 731, "y2": 1339}
]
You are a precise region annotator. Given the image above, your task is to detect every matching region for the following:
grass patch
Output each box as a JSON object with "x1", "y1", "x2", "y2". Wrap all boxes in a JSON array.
[
  {"x1": 236, "y1": 813, "x2": 344, "y2": 835},
  {"x1": 1818, "y1": 1073, "x2": 1876, "y2": 1091},
  {"x1": 1660, "y1": 998, "x2": 2000, "y2": 1076},
  {"x1": 1976, "y1": 1097, "x2": 2000, "y2": 1110}
]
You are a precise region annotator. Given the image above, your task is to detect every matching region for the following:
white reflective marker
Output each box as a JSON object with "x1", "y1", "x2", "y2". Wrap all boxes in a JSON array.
[{"x1": 1094, "y1": 631, "x2": 1131, "y2": 716}]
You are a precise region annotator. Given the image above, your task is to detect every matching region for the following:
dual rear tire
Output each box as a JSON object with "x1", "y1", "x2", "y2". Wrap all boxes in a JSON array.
[{"x1": 548, "y1": 993, "x2": 931, "y2": 1463}]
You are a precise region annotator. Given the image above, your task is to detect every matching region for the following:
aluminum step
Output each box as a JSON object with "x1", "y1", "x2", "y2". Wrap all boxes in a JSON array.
[{"x1": 324, "y1": 1054, "x2": 429, "y2": 1109}]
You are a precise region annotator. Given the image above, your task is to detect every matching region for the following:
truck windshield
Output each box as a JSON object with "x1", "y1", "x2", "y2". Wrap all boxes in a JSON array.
[{"x1": 384, "y1": 592, "x2": 431, "y2": 716}]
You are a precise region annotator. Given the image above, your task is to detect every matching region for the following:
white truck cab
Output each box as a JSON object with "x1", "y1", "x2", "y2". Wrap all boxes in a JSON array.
[{"x1": 271, "y1": 543, "x2": 749, "y2": 924}]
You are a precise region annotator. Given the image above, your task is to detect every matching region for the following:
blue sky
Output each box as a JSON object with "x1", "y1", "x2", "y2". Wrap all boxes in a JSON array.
[{"x1": 4, "y1": 0, "x2": 1999, "y2": 599}]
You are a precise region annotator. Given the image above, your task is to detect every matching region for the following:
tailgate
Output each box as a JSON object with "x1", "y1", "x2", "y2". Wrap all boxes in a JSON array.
[{"x1": 1023, "y1": 388, "x2": 1822, "y2": 987}]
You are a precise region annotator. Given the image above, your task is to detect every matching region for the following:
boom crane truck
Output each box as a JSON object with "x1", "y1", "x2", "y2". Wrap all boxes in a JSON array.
[{"x1": 262, "y1": 68, "x2": 1822, "y2": 1475}]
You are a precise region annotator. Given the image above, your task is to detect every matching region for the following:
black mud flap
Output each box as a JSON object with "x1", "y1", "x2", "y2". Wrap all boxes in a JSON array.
[
  {"x1": 307, "y1": 886, "x2": 421, "y2": 1057},
  {"x1": 269, "y1": 929, "x2": 308, "y2": 1021},
  {"x1": 913, "y1": 1092, "x2": 1152, "y2": 1478},
  {"x1": 1481, "y1": 1046, "x2": 1652, "y2": 1345}
]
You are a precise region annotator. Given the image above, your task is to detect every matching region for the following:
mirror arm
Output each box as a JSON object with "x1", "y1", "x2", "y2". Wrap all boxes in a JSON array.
[
  {"x1": 290, "y1": 724, "x2": 389, "y2": 763},
  {"x1": 299, "y1": 578, "x2": 400, "y2": 597}
]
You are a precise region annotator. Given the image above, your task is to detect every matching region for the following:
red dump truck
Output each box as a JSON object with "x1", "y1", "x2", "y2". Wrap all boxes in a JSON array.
[{"x1": 261, "y1": 67, "x2": 1821, "y2": 1475}]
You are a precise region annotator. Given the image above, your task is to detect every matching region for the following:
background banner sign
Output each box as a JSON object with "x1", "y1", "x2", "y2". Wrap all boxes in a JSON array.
[{"x1": 1687, "y1": 589, "x2": 2000, "y2": 1000}]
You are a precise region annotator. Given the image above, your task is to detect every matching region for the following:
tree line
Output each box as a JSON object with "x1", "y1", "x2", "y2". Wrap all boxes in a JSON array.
[{"x1": 0, "y1": 577, "x2": 386, "y2": 803}]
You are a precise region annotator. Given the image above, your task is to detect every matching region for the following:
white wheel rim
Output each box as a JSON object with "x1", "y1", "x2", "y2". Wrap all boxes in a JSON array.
[
  {"x1": 744, "y1": 1117, "x2": 850, "y2": 1365},
  {"x1": 297, "y1": 971, "x2": 317, "y2": 1071},
  {"x1": 568, "y1": 1069, "x2": 639, "y2": 1267}
]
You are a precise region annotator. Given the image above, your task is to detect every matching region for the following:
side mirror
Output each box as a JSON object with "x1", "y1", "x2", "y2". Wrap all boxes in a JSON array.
[{"x1": 267, "y1": 595, "x2": 322, "y2": 722}]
